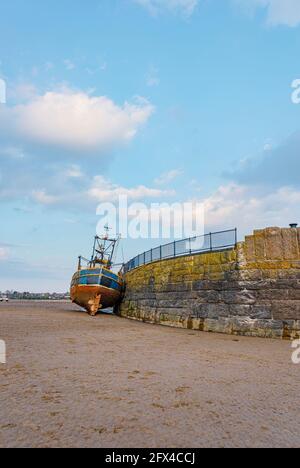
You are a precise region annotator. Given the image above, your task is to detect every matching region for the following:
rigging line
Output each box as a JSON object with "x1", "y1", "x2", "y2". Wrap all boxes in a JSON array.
[
  {"x1": 112, "y1": 236, "x2": 121, "y2": 266},
  {"x1": 121, "y1": 245, "x2": 125, "y2": 265}
]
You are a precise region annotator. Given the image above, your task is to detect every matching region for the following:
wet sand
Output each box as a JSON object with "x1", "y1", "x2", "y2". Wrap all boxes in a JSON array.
[{"x1": 0, "y1": 301, "x2": 299, "y2": 448}]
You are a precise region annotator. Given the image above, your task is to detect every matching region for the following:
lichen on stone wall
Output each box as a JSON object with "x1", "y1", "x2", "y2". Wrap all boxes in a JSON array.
[{"x1": 118, "y1": 227, "x2": 300, "y2": 339}]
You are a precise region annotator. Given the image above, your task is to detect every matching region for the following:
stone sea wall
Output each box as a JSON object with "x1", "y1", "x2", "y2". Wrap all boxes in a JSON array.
[{"x1": 118, "y1": 227, "x2": 300, "y2": 339}]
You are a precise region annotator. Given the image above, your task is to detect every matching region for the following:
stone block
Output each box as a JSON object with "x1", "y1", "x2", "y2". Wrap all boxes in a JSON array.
[
  {"x1": 192, "y1": 280, "x2": 212, "y2": 291},
  {"x1": 164, "y1": 282, "x2": 192, "y2": 293},
  {"x1": 229, "y1": 304, "x2": 252, "y2": 317},
  {"x1": 272, "y1": 301, "x2": 300, "y2": 321},
  {"x1": 250, "y1": 305, "x2": 272, "y2": 320},
  {"x1": 256, "y1": 289, "x2": 289, "y2": 301},
  {"x1": 264, "y1": 227, "x2": 283, "y2": 260},
  {"x1": 281, "y1": 228, "x2": 299, "y2": 260},
  {"x1": 238, "y1": 269, "x2": 263, "y2": 281},
  {"x1": 203, "y1": 317, "x2": 233, "y2": 335},
  {"x1": 288, "y1": 289, "x2": 300, "y2": 300},
  {"x1": 192, "y1": 303, "x2": 209, "y2": 319},
  {"x1": 220, "y1": 289, "x2": 257, "y2": 305},
  {"x1": 254, "y1": 230, "x2": 266, "y2": 259},
  {"x1": 244, "y1": 235, "x2": 256, "y2": 262},
  {"x1": 206, "y1": 304, "x2": 230, "y2": 319},
  {"x1": 156, "y1": 307, "x2": 190, "y2": 317},
  {"x1": 261, "y1": 269, "x2": 278, "y2": 280}
]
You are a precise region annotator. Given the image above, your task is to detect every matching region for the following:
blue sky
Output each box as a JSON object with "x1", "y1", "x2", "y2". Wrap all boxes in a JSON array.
[{"x1": 0, "y1": 0, "x2": 300, "y2": 292}]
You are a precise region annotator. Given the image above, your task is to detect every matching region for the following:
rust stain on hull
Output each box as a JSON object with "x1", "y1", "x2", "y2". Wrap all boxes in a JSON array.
[{"x1": 71, "y1": 285, "x2": 122, "y2": 316}]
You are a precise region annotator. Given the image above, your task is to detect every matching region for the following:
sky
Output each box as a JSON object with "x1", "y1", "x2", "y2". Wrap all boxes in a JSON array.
[{"x1": 0, "y1": 0, "x2": 300, "y2": 292}]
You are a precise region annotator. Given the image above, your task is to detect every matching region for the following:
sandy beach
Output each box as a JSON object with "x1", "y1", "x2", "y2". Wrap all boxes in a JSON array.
[{"x1": 0, "y1": 301, "x2": 299, "y2": 448}]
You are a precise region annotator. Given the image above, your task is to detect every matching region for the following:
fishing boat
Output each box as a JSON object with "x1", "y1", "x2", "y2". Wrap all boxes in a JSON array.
[{"x1": 70, "y1": 228, "x2": 124, "y2": 316}]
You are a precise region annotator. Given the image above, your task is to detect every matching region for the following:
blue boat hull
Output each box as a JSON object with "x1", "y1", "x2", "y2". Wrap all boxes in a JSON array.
[{"x1": 70, "y1": 267, "x2": 124, "y2": 316}]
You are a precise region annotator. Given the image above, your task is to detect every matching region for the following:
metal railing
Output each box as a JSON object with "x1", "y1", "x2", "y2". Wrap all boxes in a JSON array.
[{"x1": 123, "y1": 228, "x2": 237, "y2": 273}]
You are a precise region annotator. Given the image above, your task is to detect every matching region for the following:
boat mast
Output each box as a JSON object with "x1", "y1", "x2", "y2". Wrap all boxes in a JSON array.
[
  {"x1": 90, "y1": 225, "x2": 120, "y2": 268},
  {"x1": 91, "y1": 236, "x2": 97, "y2": 264}
]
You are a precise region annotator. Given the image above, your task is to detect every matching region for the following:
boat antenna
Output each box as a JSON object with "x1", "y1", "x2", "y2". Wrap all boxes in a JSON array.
[{"x1": 104, "y1": 224, "x2": 111, "y2": 240}]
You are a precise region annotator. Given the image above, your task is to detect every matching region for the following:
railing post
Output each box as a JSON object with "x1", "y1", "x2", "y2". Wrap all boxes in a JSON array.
[
  {"x1": 174, "y1": 241, "x2": 176, "y2": 258},
  {"x1": 144, "y1": 252, "x2": 146, "y2": 265},
  {"x1": 151, "y1": 249, "x2": 153, "y2": 262},
  {"x1": 235, "y1": 228, "x2": 238, "y2": 246},
  {"x1": 189, "y1": 238, "x2": 192, "y2": 255},
  {"x1": 210, "y1": 232, "x2": 212, "y2": 251},
  {"x1": 160, "y1": 245, "x2": 162, "y2": 260}
]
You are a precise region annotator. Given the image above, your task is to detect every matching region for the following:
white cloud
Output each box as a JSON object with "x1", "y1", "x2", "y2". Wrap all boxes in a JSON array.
[
  {"x1": 88, "y1": 175, "x2": 175, "y2": 202},
  {"x1": 31, "y1": 190, "x2": 60, "y2": 205},
  {"x1": 0, "y1": 89, "x2": 154, "y2": 153},
  {"x1": 9, "y1": 83, "x2": 38, "y2": 102},
  {"x1": 235, "y1": 0, "x2": 300, "y2": 27},
  {"x1": 227, "y1": 130, "x2": 300, "y2": 187},
  {"x1": 154, "y1": 169, "x2": 182, "y2": 185},
  {"x1": 134, "y1": 0, "x2": 198, "y2": 16},
  {"x1": 28, "y1": 175, "x2": 174, "y2": 208},
  {"x1": 203, "y1": 183, "x2": 300, "y2": 235},
  {"x1": 64, "y1": 164, "x2": 84, "y2": 178}
]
